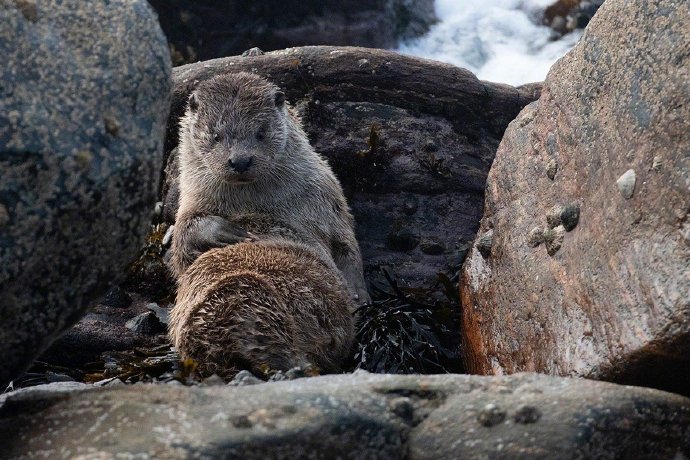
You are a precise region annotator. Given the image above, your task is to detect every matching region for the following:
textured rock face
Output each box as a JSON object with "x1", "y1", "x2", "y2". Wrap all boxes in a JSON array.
[
  {"x1": 162, "y1": 46, "x2": 540, "y2": 292},
  {"x1": 149, "y1": 0, "x2": 436, "y2": 65},
  {"x1": 461, "y1": 0, "x2": 690, "y2": 394},
  {"x1": 1, "y1": 373, "x2": 689, "y2": 458},
  {"x1": 0, "y1": 1, "x2": 172, "y2": 387}
]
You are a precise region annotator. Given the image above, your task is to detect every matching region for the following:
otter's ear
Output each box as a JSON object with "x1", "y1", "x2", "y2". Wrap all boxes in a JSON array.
[
  {"x1": 188, "y1": 93, "x2": 198, "y2": 112},
  {"x1": 274, "y1": 91, "x2": 285, "y2": 108}
]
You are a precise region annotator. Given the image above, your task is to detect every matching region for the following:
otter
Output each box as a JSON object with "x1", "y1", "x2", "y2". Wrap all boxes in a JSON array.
[
  {"x1": 167, "y1": 72, "x2": 367, "y2": 376},
  {"x1": 169, "y1": 237, "x2": 355, "y2": 378},
  {"x1": 168, "y1": 72, "x2": 369, "y2": 305}
]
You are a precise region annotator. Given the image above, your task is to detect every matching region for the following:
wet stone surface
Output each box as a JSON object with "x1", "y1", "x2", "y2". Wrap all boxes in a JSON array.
[{"x1": 1, "y1": 372, "x2": 689, "y2": 459}]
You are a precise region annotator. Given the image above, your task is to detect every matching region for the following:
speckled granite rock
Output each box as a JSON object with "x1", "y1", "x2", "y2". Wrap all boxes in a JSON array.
[
  {"x1": 1, "y1": 373, "x2": 688, "y2": 458},
  {"x1": 461, "y1": 0, "x2": 690, "y2": 395},
  {"x1": 0, "y1": 0, "x2": 172, "y2": 387}
]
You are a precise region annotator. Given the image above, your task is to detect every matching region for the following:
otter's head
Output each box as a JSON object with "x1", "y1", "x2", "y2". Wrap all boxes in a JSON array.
[{"x1": 182, "y1": 72, "x2": 288, "y2": 185}]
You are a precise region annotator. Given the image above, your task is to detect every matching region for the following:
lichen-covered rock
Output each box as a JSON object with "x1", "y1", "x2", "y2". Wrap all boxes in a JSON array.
[
  {"x1": 1, "y1": 373, "x2": 689, "y2": 458},
  {"x1": 162, "y1": 46, "x2": 540, "y2": 292},
  {"x1": 461, "y1": 0, "x2": 690, "y2": 395},
  {"x1": 0, "y1": 1, "x2": 172, "y2": 387},
  {"x1": 148, "y1": 0, "x2": 437, "y2": 65}
]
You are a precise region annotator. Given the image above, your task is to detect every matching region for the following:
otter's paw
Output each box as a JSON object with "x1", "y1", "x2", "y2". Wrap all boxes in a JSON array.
[{"x1": 193, "y1": 215, "x2": 253, "y2": 251}]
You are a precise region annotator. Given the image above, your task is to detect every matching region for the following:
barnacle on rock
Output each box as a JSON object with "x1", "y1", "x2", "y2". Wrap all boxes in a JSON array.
[
  {"x1": 616, "y1": 169, "x2": 636, "y2": 199},
  {"x1": 527, "y1": 226, "x2": 545, "y2": 247},
  {"x1": 546, "y1": 158, "x2": 558, "y2": 180},
  {"x1": 560, "y1": 204, "x2": 580, "y2": 231},
  {"x1": 476, "y1": 230, "x2": 494, "y2": 258},
  {"x1": 544, "y1": 225, "x2": 565, "y2": 256},
  {"x1": 546, "y1": 205, "x2": 564, "y2": 229}
]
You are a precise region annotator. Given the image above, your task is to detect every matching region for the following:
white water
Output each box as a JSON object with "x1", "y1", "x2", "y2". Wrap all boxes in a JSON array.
[{"x1": 398, "y1": 0, "x2": 582, "y2": 86}]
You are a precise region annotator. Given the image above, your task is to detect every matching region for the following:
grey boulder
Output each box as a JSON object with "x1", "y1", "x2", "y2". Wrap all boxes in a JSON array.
[{"x1": 0, "y1": 0, "x2": 172, "y2": 387}]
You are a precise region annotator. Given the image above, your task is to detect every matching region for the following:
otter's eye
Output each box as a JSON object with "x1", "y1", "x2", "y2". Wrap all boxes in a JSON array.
[
  {"x1": 256, "y1": 130, "x2": 266, "y2": 142},
  {"x1": 213, "y1": 133, "x2": 221, "y2": 143}
]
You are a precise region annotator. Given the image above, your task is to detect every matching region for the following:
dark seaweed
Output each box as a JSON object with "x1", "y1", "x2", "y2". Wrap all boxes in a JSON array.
[{"x1": 349, "y1": 269, "x2": 463, "y2": 374}]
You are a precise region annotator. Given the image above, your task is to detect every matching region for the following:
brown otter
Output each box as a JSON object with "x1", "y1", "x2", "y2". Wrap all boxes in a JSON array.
[
  {"x1": 169, "y1": 237, "x2": 355, "y2": 378},
  {"x1": 168, "y1": 72, "x2": 369, "y2": 305},
  {"x1": 167, "y1": 72, "x2": 367, "y2": 376}
]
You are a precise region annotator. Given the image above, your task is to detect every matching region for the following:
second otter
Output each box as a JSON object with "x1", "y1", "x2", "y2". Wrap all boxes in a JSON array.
[{"x1": 168, "y1": 72, "x2": 367, "y2": 376}]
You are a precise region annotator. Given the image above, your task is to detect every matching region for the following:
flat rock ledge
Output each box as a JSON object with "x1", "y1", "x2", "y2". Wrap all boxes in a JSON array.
[{"x1": 1, "y1": 373, "x2": 688, "y2": 459}]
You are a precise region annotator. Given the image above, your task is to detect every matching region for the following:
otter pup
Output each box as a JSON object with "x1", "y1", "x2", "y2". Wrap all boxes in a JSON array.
[
  {"x1": 167, "y1": 72, "x2": 367, "y2": 375},
  {"x1": 169, "y1": 238, "x2": 355, "y2": 378},
  {"x1": 169, "y1": 72, "x2": 368, "y2": 305}
]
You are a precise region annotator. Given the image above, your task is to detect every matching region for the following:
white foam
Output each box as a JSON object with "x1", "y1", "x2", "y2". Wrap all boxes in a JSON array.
[{"x1": 397, "y1": 0, "x2": 582, "y2": 86}]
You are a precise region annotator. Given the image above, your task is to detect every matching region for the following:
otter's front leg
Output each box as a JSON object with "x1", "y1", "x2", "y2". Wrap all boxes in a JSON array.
[{"x1": 169, "y1": 214, "x2": 252, "y2": 278}]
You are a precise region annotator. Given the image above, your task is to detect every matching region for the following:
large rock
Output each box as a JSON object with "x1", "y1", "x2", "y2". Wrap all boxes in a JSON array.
[
  {"x1": 461, "y1": 0, "x2": 690, "y2": 395},
  {"x1": 162, "y1": 46, "x2": 540, "y2": 292},
  {"x1": 1, "y1": 373, "x2": 689, "y2": 458},
  {"x1": 149, "y1": 0, "x2": 437, "y2": 65},
  {"x1": 0, "y1": 1, "x2": 172, "y2": 387}
]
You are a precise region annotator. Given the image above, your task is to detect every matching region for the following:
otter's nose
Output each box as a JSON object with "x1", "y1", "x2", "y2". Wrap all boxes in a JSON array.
[{"x1": 229, "y1": 156, "x2": 253, "y2": 173}]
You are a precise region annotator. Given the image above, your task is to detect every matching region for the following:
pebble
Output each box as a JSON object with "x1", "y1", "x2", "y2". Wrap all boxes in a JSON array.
[
  {"x1": 228, "y1": 370, "x2": 263, "y2": 386},
  {"x1": 125, "y1": 311, "x2": 166, "y2": 334},
  {"x1": 146, "y1": 302, "x2": 170, "y2": 325},
  {"x1": 241, "y1": 47, "x2": 264, "y2": 57}
]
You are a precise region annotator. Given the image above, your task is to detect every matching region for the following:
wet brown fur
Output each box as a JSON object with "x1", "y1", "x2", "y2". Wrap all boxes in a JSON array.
[{"x1": 169, "y1": 241, "x2": 354, "y2": 378}]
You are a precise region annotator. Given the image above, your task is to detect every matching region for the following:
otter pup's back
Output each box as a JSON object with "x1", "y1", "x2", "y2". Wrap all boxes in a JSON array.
[{"x1": 169, "y1": 241, "x2": 355, "y2": 378}]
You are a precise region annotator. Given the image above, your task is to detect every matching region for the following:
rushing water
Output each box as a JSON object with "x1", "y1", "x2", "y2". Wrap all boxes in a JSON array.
[{"x1": 398, "y1": 0, "x2": 583, "y2": 86}]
